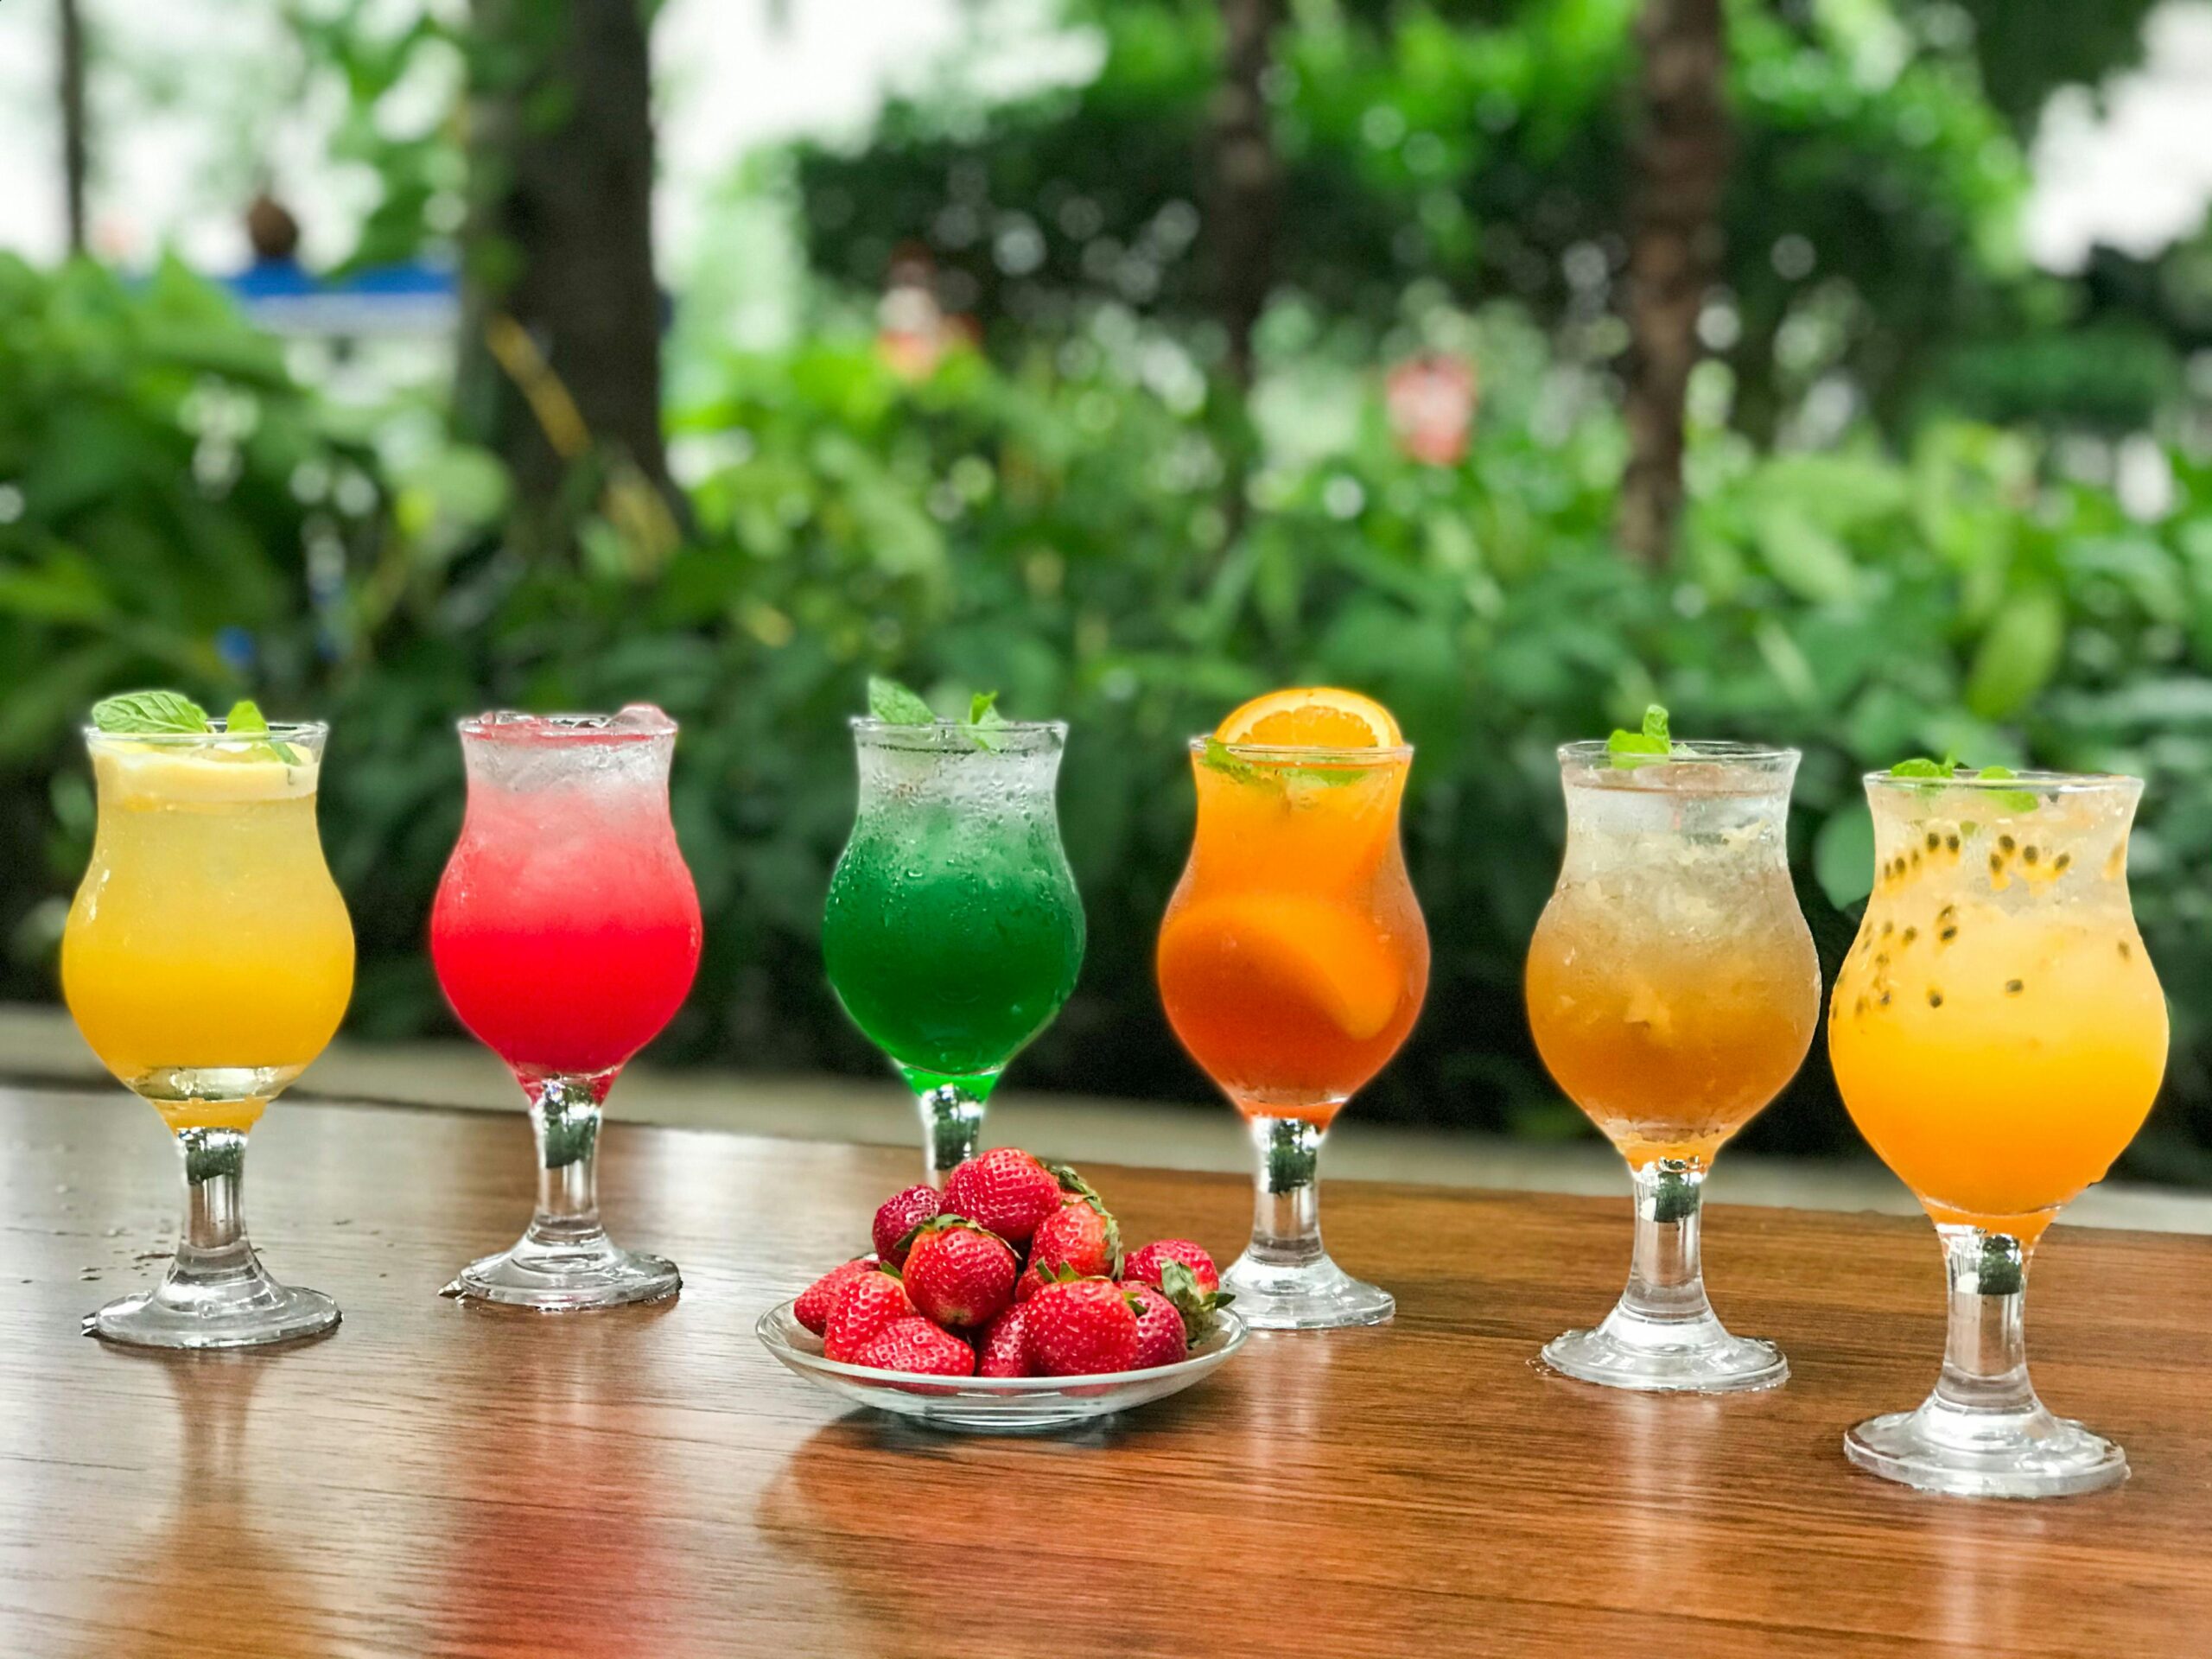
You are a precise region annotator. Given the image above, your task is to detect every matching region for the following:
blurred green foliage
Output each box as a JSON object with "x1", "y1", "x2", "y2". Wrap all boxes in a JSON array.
[
  {"x1": 795, "y1": 0, "x2": 2182, "y2": 438},
  {"x1": 5, "y1": 257, "x2": 2211, "y2": 1179}
]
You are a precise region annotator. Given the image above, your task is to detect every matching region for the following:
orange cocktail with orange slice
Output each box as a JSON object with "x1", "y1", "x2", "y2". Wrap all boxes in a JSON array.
[{"x1": 1158, "y1": 688, "x2": 1427, "y2": 1328}]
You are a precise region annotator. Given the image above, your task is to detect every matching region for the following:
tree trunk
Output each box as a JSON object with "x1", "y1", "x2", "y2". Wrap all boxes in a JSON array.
[
  {"x1": 57, "y1": 0, "x2": 88, "y2": 256},
  {"x1": 457, "y1": 0, "x2": 667, "y2": 509},
  {"x1": 1209, "y1": 0, "x2": 1281, "y2": 391},
  {"x1": 1617, "y1": 0, "x2": 1729, "y2": 565}
]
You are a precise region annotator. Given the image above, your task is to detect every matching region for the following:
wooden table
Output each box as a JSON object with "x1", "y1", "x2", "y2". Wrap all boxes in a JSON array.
[{"x1": 1, "y1": 1085, "x2": 2207, "y2": 1657}]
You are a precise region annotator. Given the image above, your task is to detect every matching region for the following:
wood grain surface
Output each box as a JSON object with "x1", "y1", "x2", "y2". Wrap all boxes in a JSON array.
[{"x1": 0, "y1": 1084, "x2": 2206, "y2": 1658}]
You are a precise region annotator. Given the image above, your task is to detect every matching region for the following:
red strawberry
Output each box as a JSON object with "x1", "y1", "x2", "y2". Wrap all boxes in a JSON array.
[
  {"x1": 1122, "y1": 1240, "x2": 1218, "y2": 1296},
  {"x1": 1029, "y1": 1195, "x2": 1120, "y2": 1281},
  {"x1": 1126, "y1": 1283, "x2": 1187, "y2": 1370},
  {"x1": 899, "y1": 1216, "x2": 1018, "y2": 1330},
  {"x1": 1024, "y1": 1277, "x2": 1141, "y2": 1376},
  {"x1": 823, "y1": 1269, "x2": 913, "y2": 1363},
  {"x1": 795, "y1": 1256, "x2": 878, "y2": 1336},
  {"x1": 941, "y1": 1148, "x2": 1064, "y2": 1244},
  {"x1": 976, "y1": 1305, "x2": 1033, "y2": 1377},
  {"x1": 855, "y1": 1316, "x2": 976, "y2": 1377},
  {"x1": 873, "y1": 1184, "x2": 940, "y2": 1267},
  {"x1": 1014, "y1": 1259, "x2": 1078, "y2": 1304}
]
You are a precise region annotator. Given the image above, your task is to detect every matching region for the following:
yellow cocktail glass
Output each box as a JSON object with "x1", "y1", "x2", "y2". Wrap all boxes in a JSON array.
[
  {"x1": 62, "y1": 721, "x2": 353, "y2": 1347},
  {"x1": 1829, "y1": 768, "x2": 2166, "y2": 1497}
]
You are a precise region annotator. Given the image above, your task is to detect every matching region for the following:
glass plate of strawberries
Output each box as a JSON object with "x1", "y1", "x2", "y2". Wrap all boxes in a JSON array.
[{"x1": 757, "y1": 1148, "x2": 1248, "y2": 1433}]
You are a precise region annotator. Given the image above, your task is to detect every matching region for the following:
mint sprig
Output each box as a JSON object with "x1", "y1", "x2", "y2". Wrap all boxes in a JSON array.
[
  {"x1": 966, "y1": 690, "x2": 1008, "y2": 753},
  {"x1": 225, "y1": 699, "x2": 302, "y2": 765},
  {"x1": 1197, "y1": 734, "x2": 1260, "y2": 782},
  {"x1": 92, "y1": 690, "x2": 210, "y2": 734},
  {"x1": 867, "y1": 676, "x2": 936, "y2": 725},
  {"x1": 1889, "y1": 753, "x2": 2037, "y2": 814},
  {"x1": 1606, "y1": 703, "x2": 1672, "y2": 769}
]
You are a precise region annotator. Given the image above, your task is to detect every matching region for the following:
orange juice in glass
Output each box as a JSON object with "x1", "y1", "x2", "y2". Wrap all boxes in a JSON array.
[
  {"x1": 1158, "y1": 689, "x2": 1427, "y2": 1328},
  {"x1": 1829, "y1": 766, "x2": 2165, "y2": 1497},
  {"x1": 1527, "y1": 728, "x2": 1818, "y2": 1390}
]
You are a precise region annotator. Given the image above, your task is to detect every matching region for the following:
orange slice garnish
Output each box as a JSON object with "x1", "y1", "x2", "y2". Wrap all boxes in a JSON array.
[
  {"x1": 1159, "y1": 894, "x2": 1405, "y2": 1041},
  {"x1": 1215, "y1": 687, "x2": 1402, "y2": 748}
]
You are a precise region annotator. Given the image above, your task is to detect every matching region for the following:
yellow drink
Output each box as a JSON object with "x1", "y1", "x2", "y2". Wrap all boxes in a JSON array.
[
  {"x1": 62, "y1": 736, "x2": 353, "y2": 1132},
  {"x1": 1828, "y1": 778, "x2": 2166, "y2": 1241}
]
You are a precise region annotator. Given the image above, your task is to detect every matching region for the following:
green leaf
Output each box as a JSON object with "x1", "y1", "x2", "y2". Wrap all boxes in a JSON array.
[
  {"x1": 1606, "y1": 702, "x2": 1671, "y2": 768},
  {"x1": 1966, "y1": 585, "x2": 2065, "y2": 720},
  {"x1": 224, "y1": 699, "x2": 301, "y2": 766},
  {"x1": 1814, "y1": 805, "x2": 1876, "y2": 910},
  {"x1": 964, "y1": 689, "x2": 1008, "y2": 752},
  {"x1": 1888, "y1": 757, "x2": 1948, "y2": 779},
  {"x1": 90, "y1": 690, "x2": 209, "y2": 735},
  {"x1": 1977, "y1": 766, "x2": 2039, "y2": 815},
  {"x1": 1197, "y1": 734, "x2": 1260, "y2": 782},
  {"x1": 867, "y1": 676, "x2": 936, "y2": 725}
]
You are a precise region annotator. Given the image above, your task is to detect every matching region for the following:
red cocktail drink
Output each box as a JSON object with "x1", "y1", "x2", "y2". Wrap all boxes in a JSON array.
[{"x1": 431, "y1": 706, "x2": 700, "y2": 1308}]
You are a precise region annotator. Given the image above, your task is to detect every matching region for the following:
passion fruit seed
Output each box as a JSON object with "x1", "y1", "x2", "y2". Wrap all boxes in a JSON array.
[
  {"x1": 1999, "y1": 835, "x2": 2016, "y2": 854},
  {"x1": 1902, "y1": 927, "x2": 1918, "y2": 944},
  {"x1": 2119, "y1": 941, "x2": 2133, "y2": 961},
  {"x1": 2053, "y1": 852, "x2": 2070, "y2": 873},
  {"x1": 2023, "y1": 845, "x2": 2040, "y2": 866},
  {"x1": 2005, "y1": 980, "x2": 2024, "y2": 995},
  {"x1": 1925, "y1": 832, "x2": 1941, "y2": 852},
  {"x1": 1928, "y1": 989, "x2": 1943, "y2": 1008},
  {"x1": 1988, "y1": 853, "x2": 2004, "y2": 875},
  {"x1": 1946, "y1": 834, "x2": 1960, "y2": 852}
]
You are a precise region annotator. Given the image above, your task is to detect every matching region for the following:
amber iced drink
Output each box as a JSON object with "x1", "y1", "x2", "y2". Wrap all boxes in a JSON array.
[{"x1": 1526, "y1": 736, "x2": 1819, "y2": 1391}]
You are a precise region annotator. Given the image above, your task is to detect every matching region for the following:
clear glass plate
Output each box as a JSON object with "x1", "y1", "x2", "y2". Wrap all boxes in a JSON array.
[{"x1": 755, "y1": 1299, "x2": 1247, "y2": 1434}]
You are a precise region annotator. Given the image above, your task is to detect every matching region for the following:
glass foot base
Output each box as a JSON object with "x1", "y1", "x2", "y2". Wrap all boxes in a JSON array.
[
  {"x1": 1845, "y1": 1401, "x2": 2127, "y2": 1498},
  {"x1": 1543, "y1": 1305, "x2": 1787, "y2": 1394},
  {"x1": 84, "y1": 1275, "x2": 340, "y2": 1351},
  {"x1": 1220, "y1": 1251, "x2": 1394, "y2": 1330},
  {"x1": 444, "y1": 1233, "x2": 680, "y2": 1311}
]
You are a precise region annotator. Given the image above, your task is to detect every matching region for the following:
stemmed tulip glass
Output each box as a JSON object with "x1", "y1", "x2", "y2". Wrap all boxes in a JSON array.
[
  {"x1": 1829, "y1": 769, "x2": 2166, "y2": 1497},
  {"x1": 823, "y1": 718, "x2": 1086, "y2": 1185},
  {"x1": 430, "y1": 707, "x2": 702, "y2": 1308},
  {"x1": 62, "y1": 719, "x2": 353, "y2": 1346},
  {"x1": 1158, "y1": 734, "x2": 1428, "y2": 1329},
  {"x1": 1526, "y1": 741, "x2": 1820, "y2": 1390}
]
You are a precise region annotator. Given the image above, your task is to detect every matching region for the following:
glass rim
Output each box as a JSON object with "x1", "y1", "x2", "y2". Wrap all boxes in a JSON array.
[
  {"x1": 83, "y1": 720, "x2": 327, "y2": 745},
  {"x1": 1863, "y1": 768, "x2": 2141, "y2": 796},
  {"x1": 852, "y1": 715, "x2": 1069, "y2": 747},
  {"x1": 1559, "y1": 738, "x2": 1799, "y2": 766},
  {"x1": 457, "y1": 709, "x2": 678, "y2": 742},
  {"x1": 1185, "y1": 735, "x2": 1414, "y2": 764}
]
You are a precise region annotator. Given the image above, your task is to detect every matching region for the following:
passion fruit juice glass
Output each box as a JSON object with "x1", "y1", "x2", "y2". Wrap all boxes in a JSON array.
[
  {"x1": 62, "y1": 721, "x2": 353, "y2": 1347},
  {"x1": 431, "y1": 708, "x2": 702, "y2": 1308},
  {"x1": 1158, "y1": 739, "x2": 1428, "y2": 1329},
  {"x1": 1829, "y1": 770, "x2": 2166, "y2": 1497},
  {"x1": 1527, "y1": 741, "x2": 1819, "y2": 1390},
  {"x1": 822, "y1": 719, "x2": 1085, "y2": 1185}
]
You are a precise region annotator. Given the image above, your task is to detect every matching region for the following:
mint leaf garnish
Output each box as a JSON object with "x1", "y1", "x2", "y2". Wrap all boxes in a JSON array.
[
  {"x1": 224, "y1": 699, "x2": 301, "y2": 766},
  {"x1": 1977, "y1": 766, "x2": 2038, "y2": 815},
  {"x1": 1607, "y1": 703, "x2": 1672, "y2": 769},
  {"x1": 965, "y1": 689, "x2": 1008, "y2": 752},
  {"x1": 1197, "y1": 734, "x2": 1260, "y2": 783},
  {"x1": 91, "y1": 690, "x2": 209, "y2": 734},
  {"x1": 867, "y1": 677, "x2": 936, "y2": 725},
  {"x1": 1888, "y1": 757, "x2": 1947, "y2": 779}
]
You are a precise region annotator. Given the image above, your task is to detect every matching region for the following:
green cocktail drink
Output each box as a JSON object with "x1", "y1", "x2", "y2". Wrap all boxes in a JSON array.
[{"x1": 823, "y1": 715, "x2": 1084, "y2": 1181}]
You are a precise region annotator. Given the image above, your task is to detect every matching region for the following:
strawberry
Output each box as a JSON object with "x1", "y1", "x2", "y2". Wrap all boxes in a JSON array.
[
  {"x1": 941, "y1": 1148, "x2": 1064, "y2": 1244},
  {"x1": 1024, "y1": 1277, "x2": 1141, "y2": 1376},
  {"x1": 1015, "y1": 1259, "x2": 1078, "y2": 1303},
  {"x1": 1154, "y1": 1256, "x2": 1233, "y2": 1339},
  {"x1": 873, "y1": 1184, "x2": 940, "y2": 1267},
  {"x1": 855, "y1": 1316, "x2": 976, "y2": 1377},
  {"x1": 1122, "y1": 1239, "x2": 1218, "y2": 1296},
  {"x1": 899, "y1": 1216, "x2": 1018, "y2": 1330},
  {"x1": 823, "y1": 1268, "x2": 913, "y2": 1363},
  {"x1": 1028, "y1": 1193, "x2": 1120, "y2": 1281},
  {"x1": 795, "y1": 1256, "x2": 878, "y2": 1336},
  {"x1": 975, "y1": 1305, "x2": 1033, "y2": 1377},
  {"x1": 1126, "y1": 1282, "x2": 1187, "y2": 1370}
]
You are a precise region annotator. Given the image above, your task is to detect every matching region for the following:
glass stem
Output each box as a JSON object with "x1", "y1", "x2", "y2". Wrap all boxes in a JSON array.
[
  {"x1": 1931, "y1": 1224, "x2": 2037, "y2": 1417},
  {"x1": 916, "y1": 1083, "x2": 986, "y2": 1187},
  {"x1": 170, "y1": 1126, "x2": 257, "y2": 1285},
  {"x1": 1620, "y1": 1158, "x2": 1714, "y2": 1326},
  {"x1": 527, "y1": 1076, "x2": 606, "y2": 1248},
  {"x1": 1246, "y1": 1116, "x2": 1326, "y2": 1268}
]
